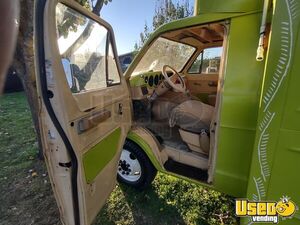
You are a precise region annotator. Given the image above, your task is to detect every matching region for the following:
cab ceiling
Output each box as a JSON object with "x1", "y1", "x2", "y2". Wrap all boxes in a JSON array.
[{"x1": 161, "y1": 23, "x2": 224, "y2": 48}]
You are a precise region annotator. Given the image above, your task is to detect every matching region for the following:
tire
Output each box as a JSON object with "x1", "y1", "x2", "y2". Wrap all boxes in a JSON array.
[{"x1": 117, "y1": 139, "x2": 157, "y2": 189}]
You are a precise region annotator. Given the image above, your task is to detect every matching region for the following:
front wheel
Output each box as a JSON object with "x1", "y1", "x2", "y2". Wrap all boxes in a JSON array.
[{"x1": 117, "y1": 140, "x2": 157, "y2": 189}]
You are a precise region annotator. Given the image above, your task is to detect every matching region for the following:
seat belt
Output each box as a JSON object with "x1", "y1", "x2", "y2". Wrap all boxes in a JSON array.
[{"x1": 200, "y1": 129, "x2": 210, "y2": 154}]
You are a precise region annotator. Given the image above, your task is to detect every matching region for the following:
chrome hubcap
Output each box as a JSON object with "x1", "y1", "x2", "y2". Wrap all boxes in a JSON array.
[{"x1": 118, "y1": 149, "x2": 141, "y2": 182}]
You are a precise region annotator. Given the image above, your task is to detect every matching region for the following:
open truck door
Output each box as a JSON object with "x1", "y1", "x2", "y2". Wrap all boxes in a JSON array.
[{"x1": 34, "y1": 1, "x2": 132, "y2": 224}]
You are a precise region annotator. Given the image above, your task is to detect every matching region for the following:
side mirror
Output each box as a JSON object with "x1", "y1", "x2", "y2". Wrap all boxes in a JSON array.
[{"x1": 61, "y1": 58, "x2": 74, "y2": 88}]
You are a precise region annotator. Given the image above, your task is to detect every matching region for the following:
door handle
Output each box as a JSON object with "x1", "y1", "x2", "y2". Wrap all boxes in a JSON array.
[
  {"x1": 193, "y1": 82, "x2": 202, "y2": 86},
  {"x1": 118, "y1": 103, "x2": 123, "y2": 115},
  {"x1": 77, "y1": 109, "x2": 111, "y2": 134},
  {"x1": 208, "y1": 81, "x2": 218, "y2": 87}
]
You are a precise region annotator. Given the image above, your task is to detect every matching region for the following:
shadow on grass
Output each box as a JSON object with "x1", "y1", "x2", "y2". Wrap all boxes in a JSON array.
[
  {"x1": 96, "y1": 183, "x2": 186, "y2": 225},
  {"x1": 121, "y1": 184, "x2": 186, "y2": 225},
  {"x1": 96, "y1": 180, "x2": 211, "y2": 225}
]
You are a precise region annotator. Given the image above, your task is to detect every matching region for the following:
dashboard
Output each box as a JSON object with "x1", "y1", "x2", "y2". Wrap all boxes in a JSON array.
[
  {"x1": 130, "y1": 72, "x2": 165, "y2": 87},
  {"x1": 129, "y1": 71, "x2": 166, "y2": 100},
  {"x1": 143, "y1": 73, "x2": 164, "y2": 87}
]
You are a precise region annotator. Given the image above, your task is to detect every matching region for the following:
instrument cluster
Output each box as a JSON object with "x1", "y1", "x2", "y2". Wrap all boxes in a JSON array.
[{"x1": 142, "y1": 73, "x2": 164, "y2": 88}]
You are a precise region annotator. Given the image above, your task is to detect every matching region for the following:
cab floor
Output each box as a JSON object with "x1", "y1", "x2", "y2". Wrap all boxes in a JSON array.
[{"x1": 144, "y1": 120, "x2": 190, "y2": 152}]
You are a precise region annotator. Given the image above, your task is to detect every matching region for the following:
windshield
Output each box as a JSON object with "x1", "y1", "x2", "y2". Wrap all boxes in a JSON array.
[{"x1": 133, "y1": 37, "x2": 195, "y2": 75}]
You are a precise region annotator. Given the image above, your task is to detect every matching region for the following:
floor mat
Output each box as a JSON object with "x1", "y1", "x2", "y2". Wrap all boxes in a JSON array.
[{"x1": 144, "y1": 121, "x2": 190, "y2": 151}]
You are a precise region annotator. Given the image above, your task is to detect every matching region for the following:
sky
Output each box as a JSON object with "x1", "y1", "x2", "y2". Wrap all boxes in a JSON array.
[
  {"x1": 100, "y1": 0, "x2": 194, "y2": 55},
  {"x1": 101, "y1": 1, "x2": 157, "y2": 55}
]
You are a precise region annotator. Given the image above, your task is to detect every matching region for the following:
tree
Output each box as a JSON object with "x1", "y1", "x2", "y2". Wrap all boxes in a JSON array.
[
  {"x1": 91, "y1": 0, "x2": 112, "y2": 15},
  {"x1": 13, "y1": 0, "x2": 110, "y2": 159},
  {"x1": 135, "y1": 0, "x2": 193, "y2": 50}
]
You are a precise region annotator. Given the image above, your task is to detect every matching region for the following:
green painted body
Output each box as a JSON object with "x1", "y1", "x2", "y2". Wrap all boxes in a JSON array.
[
  {"x1": 213, "y1": 12, "x2": 265, "y2": 197},
  {"x1": 83, "y1": 128, "x2": 121, "y2": 183},
  {"x1": 244, "y1": 0, "x2": 300, "y2": 223},
  {"x1": 127, "y1": 131, "x2": 164, "y2": 172},
  {"x1": 125, "y1": 0, "x2": 300, "y2": 222},
  {"x1": 195, "y1": 0, "x2": 263, "y2": 14}
]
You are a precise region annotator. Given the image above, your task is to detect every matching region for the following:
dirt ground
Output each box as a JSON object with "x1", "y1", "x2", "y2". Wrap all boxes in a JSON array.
[{"x1": 0, "y1": 161, "x2": 60, "y2": 225}]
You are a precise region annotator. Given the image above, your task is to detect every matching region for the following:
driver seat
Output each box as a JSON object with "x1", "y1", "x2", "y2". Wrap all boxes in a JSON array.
[
  {"x1": 169, "y1": 100, "x2": 214, "y2": 155},
  {"x1": 151, "y1": 91, "x2": 191, "y2": 120}
]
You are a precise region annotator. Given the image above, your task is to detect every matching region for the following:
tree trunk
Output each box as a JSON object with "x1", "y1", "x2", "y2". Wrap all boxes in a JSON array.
[
  {"x1": 92, "y1": 0, "x2": 104, "y2": 16},
  {"x1": 14, "y1": 0, "x2": 44, "y2": 159},
  {"x1": 13, "y1": 0, "x2": 106, "y2": 160}
]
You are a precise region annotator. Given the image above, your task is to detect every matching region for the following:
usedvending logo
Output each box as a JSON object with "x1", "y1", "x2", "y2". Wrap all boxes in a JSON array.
[{"x1": 235, "y1": 196, "x2": 297, "y2": 223}]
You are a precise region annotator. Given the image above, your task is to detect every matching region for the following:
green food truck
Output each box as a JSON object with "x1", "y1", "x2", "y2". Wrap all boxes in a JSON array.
[{"x1": 33, "y1": 0, "x2": 300, "y2": 224}]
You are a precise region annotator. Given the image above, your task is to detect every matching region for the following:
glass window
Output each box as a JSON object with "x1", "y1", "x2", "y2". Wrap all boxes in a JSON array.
[
  {"x1": 133, "y1": 37, "x2": 195, "y2": 75},
  {"x1": 55, "y1": 3, "x2": 120, "y2": 93},
  {"x1": 107, "y1": 43, "x2": 120, "y2": 85},
  {"x1": 188, "y1": 52, "x2": 203, "y2": 74},
  {"x1": 188, "y1": 47, "x2": 223, "y2": 74}
]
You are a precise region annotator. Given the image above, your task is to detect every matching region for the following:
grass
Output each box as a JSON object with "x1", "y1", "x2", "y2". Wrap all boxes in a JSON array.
[{"x1": 0, "y1": 92, "x2": 237, "y2": 225}]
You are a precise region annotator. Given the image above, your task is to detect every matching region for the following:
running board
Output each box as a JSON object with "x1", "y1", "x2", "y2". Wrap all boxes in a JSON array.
[{"x1": 163, "y1": 145, "x2": 208, "y2": 170}]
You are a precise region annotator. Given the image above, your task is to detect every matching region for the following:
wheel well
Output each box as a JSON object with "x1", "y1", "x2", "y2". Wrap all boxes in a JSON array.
[{"x1": 125, "y1": 137, "x2": 164, "y2": 172}]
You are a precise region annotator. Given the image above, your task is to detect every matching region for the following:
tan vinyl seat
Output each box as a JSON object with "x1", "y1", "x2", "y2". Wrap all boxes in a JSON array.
[
  {"x1": 151, "y1": 91, "x2": 191, "y2": 120},
  {"x1": 169, "y1": 100, "x2": 214, "y2": 154}
]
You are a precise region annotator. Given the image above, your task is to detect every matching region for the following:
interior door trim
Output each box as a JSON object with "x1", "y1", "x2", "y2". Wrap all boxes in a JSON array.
[
  {"x1": 35, "y1": 1, "x2": 80, "y2": 224},
  {"x1": 77, "y1": 109, "x2": 111, "y2": 134}
]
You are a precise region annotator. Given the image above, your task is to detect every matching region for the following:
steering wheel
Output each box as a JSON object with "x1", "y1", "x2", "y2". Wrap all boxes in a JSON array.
[{"x1": 162, "y1": 65, "x2": 186, "y2": 93}]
